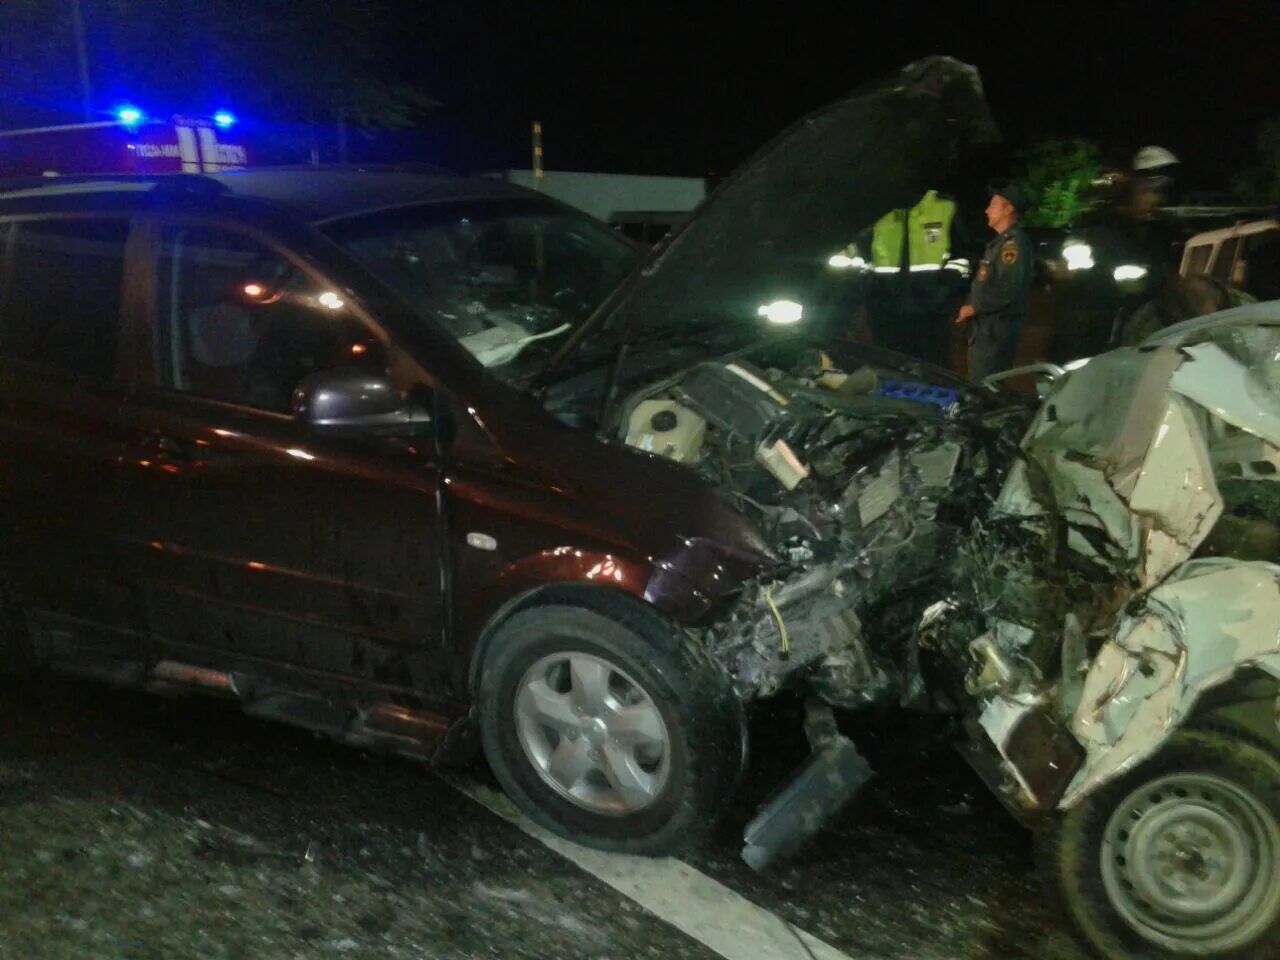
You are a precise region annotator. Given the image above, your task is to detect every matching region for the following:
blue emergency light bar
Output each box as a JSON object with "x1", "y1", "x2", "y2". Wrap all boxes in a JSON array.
[
  {"x1": 114, "y1": 104, "x2": 145, "y2": 127},
  {"x1": 112, "y1": 104, "x2": 237, "y2": 130}
]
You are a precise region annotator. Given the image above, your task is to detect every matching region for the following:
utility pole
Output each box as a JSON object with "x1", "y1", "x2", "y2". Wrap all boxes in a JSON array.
[
  {"x1": 530, "y1": 120, "x2": 545, "y2": 296},
  {"x1": 69, "y1": 0, "x2": 94, "y2": 120},
  {"x1": 531, "y1": 120, "x2": 543, "y2": 190}
]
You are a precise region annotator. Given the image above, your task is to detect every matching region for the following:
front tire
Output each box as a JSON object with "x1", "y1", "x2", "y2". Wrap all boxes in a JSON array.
[
  {"x1": 476, "y1": 600, "x2": 743, "y2": 855},
  {"x1": 1041, "y1": 727, "x2": 1280, "y2": 959}
]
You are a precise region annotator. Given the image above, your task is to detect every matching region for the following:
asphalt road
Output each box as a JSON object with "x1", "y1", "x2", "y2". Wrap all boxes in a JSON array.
[{"x1": 0, "y1": 674, "x2": 1091, "y2": 960}]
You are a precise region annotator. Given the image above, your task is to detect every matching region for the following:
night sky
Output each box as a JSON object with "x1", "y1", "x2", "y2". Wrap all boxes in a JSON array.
[
  {"x1": 6, "y1": 1, "x2": 1278, "y2": 191},
  {"x1": 393, "y1": 1, "x2": 1277, "y2": 190}
]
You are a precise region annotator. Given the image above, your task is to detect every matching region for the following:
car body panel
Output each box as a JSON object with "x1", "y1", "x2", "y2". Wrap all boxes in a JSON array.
[
  {"x1": 0, "y1": 173, "x2": 779, "y2": 722},
  {"x1": 1064, "y1": 559, "x2": 1280, "y2": 807},
  {"x1": 0, "y1": 363, "x2": 142, "y2": 661},
  {"x1": 973, "y1": 307, "x2": 1280, "y2": 811},
  {"x1": 117, "y1": 388, "x2": 447, "y2": 690},
  {"x1": 0, "y1": 214, "x2": 145, "y2": 669}
]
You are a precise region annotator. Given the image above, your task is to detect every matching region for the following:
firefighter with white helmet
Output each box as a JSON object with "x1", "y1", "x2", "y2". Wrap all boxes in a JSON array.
[
  {"x1": 1132, "y1": 145, "x2": 1180, "y2": 174},
  {"x1": 1050, "y1": 145, "x2": 1185, "y2": 354},
  {"x1": 1100, "y1": 145, "x2": 1184, "y2": 343},
  {"x1": 1129, "y1": 145, "x2": 1180, "y2": 218}
]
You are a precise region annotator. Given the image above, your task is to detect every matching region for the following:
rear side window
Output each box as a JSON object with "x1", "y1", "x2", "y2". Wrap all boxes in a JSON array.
[{"x1": 0, "y1": 218, "x2": 130, "y2": 379}]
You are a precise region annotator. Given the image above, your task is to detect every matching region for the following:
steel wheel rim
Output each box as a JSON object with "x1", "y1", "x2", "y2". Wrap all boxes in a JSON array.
[
  {"x1": 514, "y1": 651, "x2": 671, "y2": 816},
  {"x1": 1100, "y1": 771, "x2": 1280, "y2": 953}
]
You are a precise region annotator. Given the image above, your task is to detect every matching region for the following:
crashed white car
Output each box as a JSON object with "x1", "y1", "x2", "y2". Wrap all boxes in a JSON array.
[
  {"x1": 961, "y1": 302, "x2": 1280, "y2": 959},
  {"x1": 521, "y1": 59, "x2": 1278, "y2": 959}
]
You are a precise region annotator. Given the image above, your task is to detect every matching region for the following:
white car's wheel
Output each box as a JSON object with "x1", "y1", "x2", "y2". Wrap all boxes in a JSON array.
[{"x1": 1043, "y1": 728, "x2": 1280, "y2": 959}]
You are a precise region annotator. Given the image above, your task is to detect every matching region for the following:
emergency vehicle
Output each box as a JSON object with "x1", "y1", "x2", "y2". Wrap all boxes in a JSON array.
[{"x1": 0, "y1": 107, "x2": 249, "y2": 178}]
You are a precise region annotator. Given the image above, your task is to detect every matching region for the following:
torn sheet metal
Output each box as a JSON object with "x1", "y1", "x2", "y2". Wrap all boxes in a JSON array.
[
  {"x1": 851, "y1": 450, "x2": 902, "y2": 527},
  {"x1": 993, "y1": 347, "x2": 1194, "y2": 576},
  {"x1": 1052, "y1": 456, "x2": 1141, "y2": 562},
  {"x1": 966, "y1": 333, "x2": 1278, "y2": 815},
  {"x1": 910, "y1": 442, "x2": 963, "y2": 489},
  {"x1": 992, "y1": 459, "x2": 1043, "y2": 519},
  {"x1": 1205, "y1": 422, "x2": 1280, "y2": 481},
  {"x1": 977, "y1": 692, "x2": 1084, "y2": 809},
  {"x1": 1019, "y1": 346, "x2": 1184, "y2": 501},
  {"x1": 997, "y1": 345, "x2": 1224, "y2": 582},
  {"x1": 978, "y1": 691, "x2": 1041, "y2": 751},
  {"x1": 966, "y1": 620, "x2": 1037, "y2": 697},
  {"x1": 1169, "y1": 340, "x2": 1280, "y2": 448},
  {"x1": 1062, "y1": 559, "x2": 1280, "y2": 808},
  {"x1": 1127, "y1": 395, "x2": 1222, "y2": 587}
]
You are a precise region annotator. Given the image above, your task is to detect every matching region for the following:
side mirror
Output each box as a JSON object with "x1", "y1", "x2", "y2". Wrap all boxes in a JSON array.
[{"x1": 293, "y1": 369, "x2": 433, "y2": 438}]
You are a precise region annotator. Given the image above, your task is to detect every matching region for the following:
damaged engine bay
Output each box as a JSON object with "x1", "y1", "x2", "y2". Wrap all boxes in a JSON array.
[
  {"x1": 615, "y1": 346, "x2": 1026, "y2": 713},
  {"x1": 609, "y1": 316, "x2": 1280, "y2": 869},
  {"x1": 490, "y1": 53, "x2": 1276, "y2": 951}
]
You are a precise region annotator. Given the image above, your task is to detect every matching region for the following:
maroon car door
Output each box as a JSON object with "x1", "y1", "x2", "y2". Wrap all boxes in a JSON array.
[
  {"x1": 118, "y1": 220, "x2": 449, "y2": 700},
  {"x1": 0, "y1": 215, "x2": 147, "y2": 670}
]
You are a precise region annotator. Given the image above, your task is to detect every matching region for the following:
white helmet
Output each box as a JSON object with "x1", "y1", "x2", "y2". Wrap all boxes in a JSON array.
[{"x1": 1133, "y1": 145, "x2": 1180, "y2": 172}]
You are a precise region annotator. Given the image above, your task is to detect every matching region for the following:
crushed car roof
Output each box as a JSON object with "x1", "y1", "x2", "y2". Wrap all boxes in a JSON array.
[{"x1": 1140, "y1": 299, "x2": 1280, "y2": 347}]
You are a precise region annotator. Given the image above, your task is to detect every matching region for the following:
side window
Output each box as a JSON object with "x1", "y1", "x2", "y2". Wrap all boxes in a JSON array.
[
  {"x1": 1211, "y1": 237, "x2": 1241, "y2": 284},
  {"x1": 0, "y1": 218, "x2": 130, "y2": 379},
  {"x1": 1184, "y1": 243, "x2": 1212, "y2": 276},
  {"x1": 156, "y1": 226, "x2": 383, "y2": 413}
]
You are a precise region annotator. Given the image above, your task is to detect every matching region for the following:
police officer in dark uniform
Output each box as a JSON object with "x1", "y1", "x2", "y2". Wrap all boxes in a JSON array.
[{"x1": 955, "y1": 185, "x2": 1032, "y2": 380}]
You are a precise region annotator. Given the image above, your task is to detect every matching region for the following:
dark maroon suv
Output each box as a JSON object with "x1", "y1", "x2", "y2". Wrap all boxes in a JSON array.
[{"x1": 0, "y1": 58, "x2": 1016, "y2": 862}]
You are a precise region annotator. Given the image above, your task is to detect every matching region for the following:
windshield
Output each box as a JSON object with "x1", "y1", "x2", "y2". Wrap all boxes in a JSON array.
[{"x1": 321, "y1": 197, "x2": 641, "y2": 376}]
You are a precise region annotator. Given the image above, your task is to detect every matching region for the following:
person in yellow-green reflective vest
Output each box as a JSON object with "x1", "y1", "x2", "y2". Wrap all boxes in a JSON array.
[{"x1": 848, "y1": 190, "x2": 972, "y2": 367}]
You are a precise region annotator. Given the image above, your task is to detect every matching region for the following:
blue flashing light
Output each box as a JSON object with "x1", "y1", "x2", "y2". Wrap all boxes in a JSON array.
[
  {"x1": 213, "y1": 110, "x2": 236, "y2": 128},
  {"x1": 115, "y1": 104, "x2": 144, "y2": 127}
]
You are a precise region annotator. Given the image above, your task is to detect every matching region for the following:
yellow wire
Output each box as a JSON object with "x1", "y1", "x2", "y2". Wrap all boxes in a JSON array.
[{"x1": 764, "y1": 583, "x2": 790, "y2": 656}]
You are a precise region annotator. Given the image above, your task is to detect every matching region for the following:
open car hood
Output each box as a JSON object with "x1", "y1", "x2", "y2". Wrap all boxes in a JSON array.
[{"x1": 542, "y1": 56, "x2": 1000, "y2": 376}]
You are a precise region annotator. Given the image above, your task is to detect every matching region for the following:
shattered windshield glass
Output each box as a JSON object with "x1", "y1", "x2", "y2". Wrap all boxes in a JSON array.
[
  {"x1": 1199, "y1": 321, "x2": 1280, "y2": 391},
  {"x1": 322, "y1": 198, "x2": 641, "y2": 375},
  {"x1": 545, "y1": 57, "x2": 1001, "y2": 375}
]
